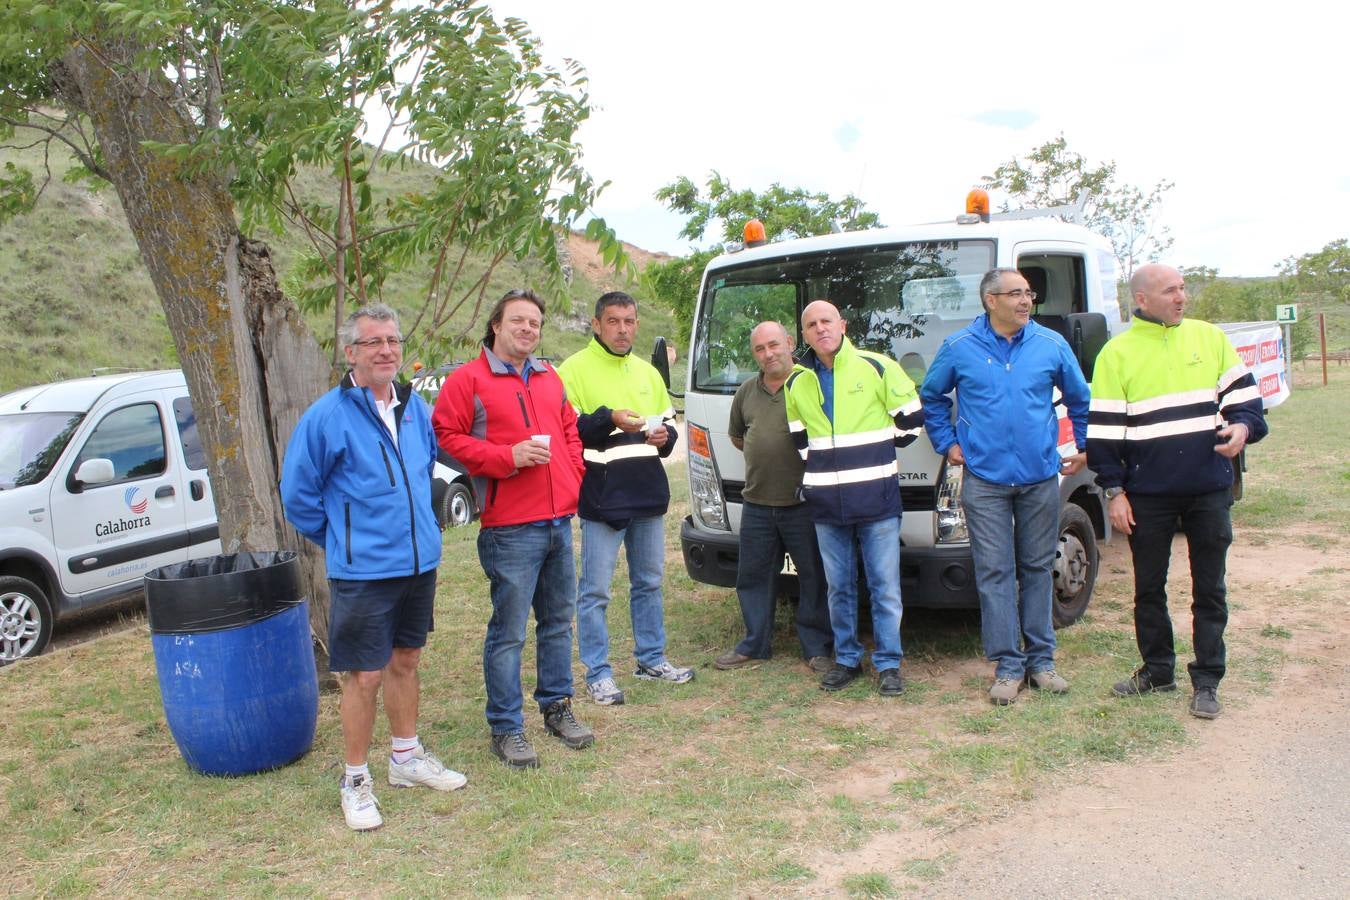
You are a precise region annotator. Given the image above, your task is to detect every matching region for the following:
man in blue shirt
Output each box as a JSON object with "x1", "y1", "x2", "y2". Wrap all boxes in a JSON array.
[{"x1": 920, "y1": 269, "x2": 1091, "y2": 705}]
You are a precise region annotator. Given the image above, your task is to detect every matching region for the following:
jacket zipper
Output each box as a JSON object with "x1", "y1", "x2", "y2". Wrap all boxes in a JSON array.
[{"x1": 344, "y1": 501, "x2": 352, "y2": 565}]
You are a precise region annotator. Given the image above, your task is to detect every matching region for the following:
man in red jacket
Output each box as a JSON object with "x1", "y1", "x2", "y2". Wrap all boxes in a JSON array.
[{"x1": 433, "y1": 289, "x2": 592, "y2": 769}]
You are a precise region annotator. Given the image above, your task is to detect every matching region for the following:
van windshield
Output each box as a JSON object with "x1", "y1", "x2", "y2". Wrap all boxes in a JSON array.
[
  {"x1": 691, "y1": 239, "x2": 996, "y2": 392},
  {"x1": 0, "y1": 412, "x2": 85, "y2": 489}
]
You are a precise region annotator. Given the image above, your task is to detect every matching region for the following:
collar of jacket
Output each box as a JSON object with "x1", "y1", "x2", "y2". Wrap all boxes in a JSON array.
[
  {"x1": 339, "y1": 370, "x2": 412, "y2": 406},
  {"x1": 481, "y1": 344, "x2": 543, "y2": 376},
  {"x1": 589, "y1": 333, "x2": 631, "y2": 358},
  {"x1": 797, "y1": 334, "x2": 857, "y2": 372},
  {"x1": 975, "y1": 312, "x2": 1031, "y2": 346},
  {"x1": 1131, "y1": 308, "x2": 1179, "y2": 329},
  {"x1": 1129, "y1": 310, "x2": 1182, "y2": 335}
]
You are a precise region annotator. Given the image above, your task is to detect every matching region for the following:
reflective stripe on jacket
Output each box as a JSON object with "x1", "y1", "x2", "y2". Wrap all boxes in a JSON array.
[
  {"x1": 1087, "y1": 315, "x2": 1267, "y2": 496},
  {"x1": 783, "y1": 336, "x2": 923, "y2": 526}
]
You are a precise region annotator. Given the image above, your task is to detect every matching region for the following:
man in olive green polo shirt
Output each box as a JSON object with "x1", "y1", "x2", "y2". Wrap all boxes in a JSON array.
[{"x1": 714, "y1": 321, "x2": 833, "y2": 673}]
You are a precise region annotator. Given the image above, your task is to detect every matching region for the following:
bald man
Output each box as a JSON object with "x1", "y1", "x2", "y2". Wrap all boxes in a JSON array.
[
  {"x1": 783, "y1": 301, "x2": 924, "y2": 696},
  {"x1": 1088, "y1": 263, "x2": 1267, "y2": 719},
  {"x1": 714, "y1": 321, "x2": 833, "y2": 673}
]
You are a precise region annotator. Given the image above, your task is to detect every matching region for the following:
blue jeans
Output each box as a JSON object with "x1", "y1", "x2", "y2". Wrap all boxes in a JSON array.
[
  {"x1": 962, "y1": 473, "x2": 1059, "y2": 680},
  {"x1": 814, "y1": 516, "x2": 903, "y2": 671},
  {"x1": 476, "y1": 520, "x2": 577, "y2": 735},
  {"x1": 577, "y1": 516, "x2": 667, "y2": 683},
  {"x1": 735, "y1": 502, "x2": 833, "y2": 660}
]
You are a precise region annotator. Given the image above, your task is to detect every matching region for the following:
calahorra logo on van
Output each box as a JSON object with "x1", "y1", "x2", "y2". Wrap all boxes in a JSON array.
[
  {"x1": 125, "y1": 486, "x2": 149, "y2": 514},
  {"x1": 93, "y1": 487, "x2": 153, "y2": 539}
]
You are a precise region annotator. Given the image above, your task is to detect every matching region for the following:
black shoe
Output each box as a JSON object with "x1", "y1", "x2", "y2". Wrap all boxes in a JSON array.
[
  {"x1": 490, "y1": 731, "x2": 539, "y2": 769},
  {"x1": 877, "y1": 668, "x2": 904, "y2": 696},
  {"x1": 819, "y1": 663, "x2": 862, "y2": 692},
  {"x1": 1189, "y1": 686, "x2": 1222, "y2": 719},
  {"x1": 543, "y1": 698, "x2": 595, "y2": 749},
  {"x1": 1111, "y1": 666, "x2": 1178, "y2": 697}
]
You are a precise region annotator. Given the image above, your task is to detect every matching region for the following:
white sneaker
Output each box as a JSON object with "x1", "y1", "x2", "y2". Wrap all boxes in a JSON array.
[
  {"x1": 388, "y1": 744, "x2": 468, "y2": 791},
  {"x1": 340, "y1": 775, "x2": 383, "y2": 831},
  {"x1": 635, "y1": 660, "x2": 695, "y2": 684},
  {"x1": 586, "y1": 676, "x2": 625, "y2": 706}
]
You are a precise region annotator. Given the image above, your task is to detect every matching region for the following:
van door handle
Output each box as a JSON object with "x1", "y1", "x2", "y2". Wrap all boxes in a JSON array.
[
  {"x1": 190, "y1": 480, "x2": 205, "y2": 501},
  {"x1": 155, "y1": 485, "x2": 175, "y2": 499}
]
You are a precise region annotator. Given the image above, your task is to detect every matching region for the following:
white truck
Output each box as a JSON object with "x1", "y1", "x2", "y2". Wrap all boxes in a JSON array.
[
  {"x1": 0, "y1": 369, "x2": 476, "y2": 663},
  {"x1": 676, "y1": 197, "x2": 1125, "y2": 627}
]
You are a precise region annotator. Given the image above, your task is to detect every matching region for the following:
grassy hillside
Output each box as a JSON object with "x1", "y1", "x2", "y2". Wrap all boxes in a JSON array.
[{"x1": 0, "y1": 134, "x2": 677, "y2": 394}]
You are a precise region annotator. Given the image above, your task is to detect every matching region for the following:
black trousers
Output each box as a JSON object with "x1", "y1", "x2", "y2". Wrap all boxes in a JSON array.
[{"x1": 1125, "y1": 489, "x2": 1233, "y2": 690}]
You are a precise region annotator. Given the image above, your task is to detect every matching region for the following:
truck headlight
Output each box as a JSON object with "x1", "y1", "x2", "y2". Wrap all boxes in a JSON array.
[
  {"x1": 686, "y1": 423, "x2": 728, "y2": 531},
  {"x1": 935, "y1": 460, "x2": 968, "y2": 544}
]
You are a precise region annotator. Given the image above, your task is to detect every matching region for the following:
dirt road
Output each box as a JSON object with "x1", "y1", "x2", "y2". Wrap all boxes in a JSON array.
[{"x1": 804, "y1": 531, "x2": 1350, "y2": 898}]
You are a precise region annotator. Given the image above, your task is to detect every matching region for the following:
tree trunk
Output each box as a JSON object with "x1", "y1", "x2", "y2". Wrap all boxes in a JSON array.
[{"x1": 56, "y1": 39, "x2": 335, "y2": 654}]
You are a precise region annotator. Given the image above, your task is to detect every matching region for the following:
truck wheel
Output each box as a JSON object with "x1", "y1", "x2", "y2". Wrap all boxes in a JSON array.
[
  {"x1": 0, "y1": 576, "x2": 54, "y2": 664},
  {"x1": 1052, "y1": 505, "x2": 1097, "y2": 628},
  {"x1": 440, "y1": 482, "x2": 474, "y2": 528}
]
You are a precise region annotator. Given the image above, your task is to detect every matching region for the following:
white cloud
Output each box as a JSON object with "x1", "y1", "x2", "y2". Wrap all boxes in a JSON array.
[{"x1": 499, "y1": 0, "x2": 1350, "y2": 275}]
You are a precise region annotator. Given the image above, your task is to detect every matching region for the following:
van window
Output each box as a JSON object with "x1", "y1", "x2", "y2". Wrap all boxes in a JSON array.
[
  {"x1": 73, "y1": 403, "x2": 167, "y2": 482},
  {"x1": 692, "y1": 240, "x2": 996, "y2": 392},
  {"x1": 172, "y1": 397, "x2": 208, "y2": 471}
]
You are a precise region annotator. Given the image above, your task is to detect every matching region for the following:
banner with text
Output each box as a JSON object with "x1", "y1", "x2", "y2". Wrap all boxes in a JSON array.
[{"x1": 1219, "y1": 321, "x2": 1289, "y2": 409}]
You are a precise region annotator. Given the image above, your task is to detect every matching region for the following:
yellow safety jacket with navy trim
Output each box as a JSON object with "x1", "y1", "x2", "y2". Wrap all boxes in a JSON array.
[
  {"x1": 557, "y1": 335, "x2": 677, "y2": 523},
  {"x1": 1087, "y1": 314, "x2": 1267, "y2": 496},
  {"x1": 783, "y1": 336, "x2": 924, "y2": 525}
]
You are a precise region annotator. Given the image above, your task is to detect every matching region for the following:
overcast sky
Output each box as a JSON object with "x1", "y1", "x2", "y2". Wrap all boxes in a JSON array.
[{"x1": 496, "y1": 0, "x2": 1344, "y2": 277}]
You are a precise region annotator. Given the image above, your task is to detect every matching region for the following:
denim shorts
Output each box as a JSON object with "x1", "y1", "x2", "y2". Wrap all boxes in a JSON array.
[{"x1": 327, "y1": 569, "x2": 437, "y2": 672}]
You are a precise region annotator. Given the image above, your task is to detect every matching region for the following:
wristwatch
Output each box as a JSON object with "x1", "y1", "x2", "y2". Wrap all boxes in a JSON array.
[{"x1": 1104, "y1": 486, "x2": 1126, "y2": 500}]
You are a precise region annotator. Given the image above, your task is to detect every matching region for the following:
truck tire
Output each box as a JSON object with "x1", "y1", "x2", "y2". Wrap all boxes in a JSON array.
[
  {"x1": 0, "y1": 576, "x2": 54, "y2": 664},
  {"x1": 1052, "y1": 504, "x2": 1097, "y2": 628},
  {"x1": 440, "y1": 482, "x2": 474, "y2": 528}
]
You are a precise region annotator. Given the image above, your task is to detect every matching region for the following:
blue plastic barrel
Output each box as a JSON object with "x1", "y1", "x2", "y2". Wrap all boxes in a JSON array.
[{"x1": 145, "y1": 551, "x2": 318, "y2": 776}]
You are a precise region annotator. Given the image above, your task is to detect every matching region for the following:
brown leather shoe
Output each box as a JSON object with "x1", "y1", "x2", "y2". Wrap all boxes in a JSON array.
[
  {"x1": 714, "y1": 650, "x2": 758, "y2": 670},
  {"x1": 806, "y1": 656, "x2": 833, "y2": 674}
]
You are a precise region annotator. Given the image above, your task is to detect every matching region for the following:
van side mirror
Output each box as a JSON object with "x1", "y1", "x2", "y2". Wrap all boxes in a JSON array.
[
  {"x1": 1065, "y1": 312, "x2": 1108, "y2": 381},
  {"x1": 650, "y1": 336, "x2": 672, "y2": 389},
  {"x1": 72, "y1": 458, "x2": 116, "y2": 491}
]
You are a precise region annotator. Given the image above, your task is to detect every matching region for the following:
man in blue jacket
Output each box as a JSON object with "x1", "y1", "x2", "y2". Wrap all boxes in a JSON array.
[
  {"x1": 921, "y1": 269, "x2": 1091, "y2": 705},
  {"x1": 281, "y1": 304, "x2": 465, "y2": 832}
]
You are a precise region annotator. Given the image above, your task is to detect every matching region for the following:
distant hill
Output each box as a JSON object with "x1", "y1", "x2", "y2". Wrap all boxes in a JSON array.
[{"x1": 0, "y1": 133, "x2": 673, "y2": 393}]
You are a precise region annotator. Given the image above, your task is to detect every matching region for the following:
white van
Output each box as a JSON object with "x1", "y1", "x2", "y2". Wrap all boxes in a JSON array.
[
  {"x1": 677, "y1": 200, "x2": 1125, "y2": 627},
  {"x1": 0, "y1": 369, "x2": 476, "y2": 663},
  {"x1": 0, "y1": 371, "x2": 221, "y2": 663}
]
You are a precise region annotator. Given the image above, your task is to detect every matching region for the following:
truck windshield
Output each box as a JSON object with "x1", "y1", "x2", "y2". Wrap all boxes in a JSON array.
[
  {"x1": 691, "y1": 239, "x2": 996, "y2": 392},
  {"x1": 0, "y1": 412, "x2": 85, "y2": 489}
]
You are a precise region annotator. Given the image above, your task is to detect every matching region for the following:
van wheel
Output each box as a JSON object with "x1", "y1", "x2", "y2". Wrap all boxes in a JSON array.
[
  {"x1": 0, "y1": 576, "x2": 54, "y2": 664},
  {"x1": 1052, "y1": 505, "x2": 1097, "y2": 628},
  {"x1": 440, "y1": 482, "x2": 474, "y2": 528}
]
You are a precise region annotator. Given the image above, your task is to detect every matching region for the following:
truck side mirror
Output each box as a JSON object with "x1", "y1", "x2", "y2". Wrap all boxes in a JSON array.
[
  {"x1": 1065, "y1": 312, "x2": 1108, "y2": 381},
  {"x1": 650, "y1": 336, "x2": 672, "y2": 389},
  {"x1": 71, "y1": 458, "x2": 116, "y2": 492}
]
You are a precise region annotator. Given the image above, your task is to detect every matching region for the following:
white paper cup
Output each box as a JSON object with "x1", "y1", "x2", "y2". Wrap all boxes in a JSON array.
[
  {"x1": 531, "y1": 434, "x2": 551, "y2": 448},
  {"x1": 645, "y1": 415, "x2": 664, "y2": 433}
]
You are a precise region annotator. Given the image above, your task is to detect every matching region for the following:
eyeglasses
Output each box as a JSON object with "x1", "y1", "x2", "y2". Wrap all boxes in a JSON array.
[
  {"x1": 989, "y1": 289, "x2": 1037, "y2": 301},
  {"x1": 351, "y1": 337, "x2": 403, "y2": 349}
]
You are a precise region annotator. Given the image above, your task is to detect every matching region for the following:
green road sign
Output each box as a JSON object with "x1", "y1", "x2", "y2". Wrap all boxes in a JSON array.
[{"x1": 1275, "y1": 304, "x2": 1298, "y2": 324}]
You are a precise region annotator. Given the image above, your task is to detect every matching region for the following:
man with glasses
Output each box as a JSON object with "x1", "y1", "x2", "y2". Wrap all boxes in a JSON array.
[
  {"x1": 920, "y1": 268, "x2": 1091, "y2": 705},
  {"x1": 282, "y1": 303, "x2": 465, "y2": 831},
  {"x1": 434, "y1": 289, "x2": 593, "y2": 769}
]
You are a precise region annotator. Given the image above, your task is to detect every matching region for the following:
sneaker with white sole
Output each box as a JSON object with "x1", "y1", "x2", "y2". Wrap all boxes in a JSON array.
[
  {"x1": 1027, "y1": 669, "x2": 1070, "y2": 694},
  {"x1": 586, "y1": 676, "x2": 625, "y2": 706},
  {"x1": 634, "y1": 660, "x2": 695, "y2": 684},
  {"x1": 340, "y1": 774, "x2": 383, "y2": 831},
  {"x1": 388, "y1": 744, "x2": 467, "y2": 791}
]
